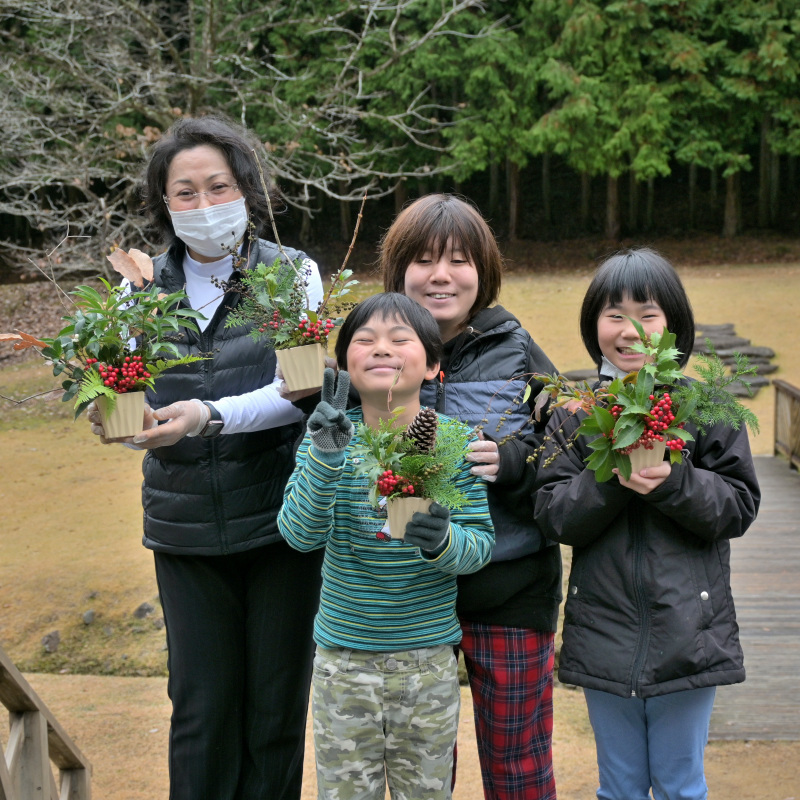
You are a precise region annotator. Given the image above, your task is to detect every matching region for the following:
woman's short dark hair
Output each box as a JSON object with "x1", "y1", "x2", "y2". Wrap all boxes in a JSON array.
[
  {"x1": 141, "y1": 115, "x2": 281, "y2": 245},
  {"x1": 380, "y1": 194, "x2": 502, "y2": 319},
  {"x1": 335, "y1": 293, "x2": 442, "y2": 371},
  {"x1": 580, "y1": 248, "x2": 695, "y2": 368}
]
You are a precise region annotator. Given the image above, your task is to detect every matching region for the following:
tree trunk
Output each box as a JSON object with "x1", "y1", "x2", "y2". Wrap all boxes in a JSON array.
[
  {"x1": 394, "y1": 180, "x2": 407, "y2": 216},
  {"x1": 788, "y1": 155, "x2": 797, "y2": 194},
  {"x1": 605, "y1": 174, "x2": 620, "y2": 241},
  {"x1": 339, "y1": 181, "x2": 352, "y2": 242},
  {"x1": 580, "y1": 172, "x2": 591, "y2": 229},
  {"x1": 770, "y1": 151, "x2": 780, "y2": 225},
  {"x1": 722, "y1": 172, "x2": 740, "y2": 237},
  {"x1": 758, "y1": 116, "x2": 771, "y2": 228},
  {"x1": 489, "y1": 159, "x2": 499, "y2": 219},
  {"x1": 299, "y1": 208, "x2": 312, "y2": 246},
  {"x1": 628, "y1": 170, "x2": 639, "y2": 232},
  {"x1": 645, "y1": 177, "x2": 654, "y2": 231},
  {"x1": 688, "y1": 163, "x2": 697, "y2": 229},
  {"x1": 542, "y1": 152, "x2": 551, "y2": 225},
  {"x1": 710, "y1": 167, "x2": 718, "y2": 206},
  {"x1": 507, "y1": 158, "x2": 520, "y2": 242}
]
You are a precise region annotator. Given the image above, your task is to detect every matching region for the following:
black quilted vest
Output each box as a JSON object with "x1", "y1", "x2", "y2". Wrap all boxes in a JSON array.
[{"x1": 140, "y1": 238, "x2": 306, "y2": 555}]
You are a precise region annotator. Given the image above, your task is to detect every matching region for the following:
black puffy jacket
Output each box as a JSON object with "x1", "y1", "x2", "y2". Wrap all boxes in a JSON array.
[
  {"x1": 140, "y1": 238, "x2": 307, "y2": 555},
  {"x1": 420, "y1": 305, "x2": 562, "y2": 631},
  {"x1": 534, "y1": 382, "x2": 761, "y2": 698}
]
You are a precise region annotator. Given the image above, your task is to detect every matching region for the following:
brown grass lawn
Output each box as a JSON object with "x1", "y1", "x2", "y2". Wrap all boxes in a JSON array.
[{"x1": 2, "y1": 263, "x2": 800, "y2": 798}]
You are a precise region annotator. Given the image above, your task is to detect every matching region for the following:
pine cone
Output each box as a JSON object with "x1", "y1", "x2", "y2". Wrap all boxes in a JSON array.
[{"x1": 405, "y1": 407, "x2": 438, "y2": 453}]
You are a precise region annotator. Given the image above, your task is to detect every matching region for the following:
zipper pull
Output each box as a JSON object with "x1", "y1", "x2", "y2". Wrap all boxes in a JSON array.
[{"x1": 437, "y1": 370, "x2": 445, "y2": 401}]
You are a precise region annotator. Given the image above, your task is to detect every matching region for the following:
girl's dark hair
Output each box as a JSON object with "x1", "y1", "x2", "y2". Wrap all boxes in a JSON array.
[
  {"x1": 580, "y1": 248, "x2": 695, "y2": 368},
  {"x1": 140, "y1": 115, "x2": 281, "y2": 245},
  {"x1": 380, "y1": 194, "x2": 502, "y2": 319},
  {"x1": 335, "y1": 293, "x2": 442, "y2": 371}
]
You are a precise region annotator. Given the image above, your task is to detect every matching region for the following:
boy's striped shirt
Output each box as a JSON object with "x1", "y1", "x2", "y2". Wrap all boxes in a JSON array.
[{"x1": 279, "y1": 409, "x2": 495, "y2": 651}]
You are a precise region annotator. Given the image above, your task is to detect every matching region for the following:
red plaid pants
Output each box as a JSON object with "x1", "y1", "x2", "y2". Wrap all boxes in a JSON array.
[{"x1": 454, "y1": 622, "x2": 557, "y2": 800}]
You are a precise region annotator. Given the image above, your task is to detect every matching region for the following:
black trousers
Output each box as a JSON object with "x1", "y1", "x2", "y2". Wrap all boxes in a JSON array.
[{"x1": 153, "y1": 541, "x2": 324, "y2": 800}]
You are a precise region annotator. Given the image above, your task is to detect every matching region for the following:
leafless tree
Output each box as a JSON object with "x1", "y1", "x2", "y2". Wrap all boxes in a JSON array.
[{"x1": 0, "y1": 0, "x2": 502, "y2": 277}]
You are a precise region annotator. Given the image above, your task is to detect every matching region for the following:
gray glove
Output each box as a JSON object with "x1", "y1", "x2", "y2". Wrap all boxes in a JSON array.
[
  {"x1": 404, "y1": 502, "x2": 451, "y2": 555},
  {"x1": 307, "y1": 368, "x2": 354, "y2": 453}
]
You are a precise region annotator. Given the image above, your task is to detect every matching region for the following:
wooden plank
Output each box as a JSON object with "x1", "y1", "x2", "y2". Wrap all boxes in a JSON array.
[
  {"x1": 59, "y1": 769, "x2": 91, "y2": 800},
  {"x1": 17, "y1": 711, "x2": 49, "y2": 800},
  {"x1": 0, "y1": 743, "x2": 14, "y2": 800},
  {"x1": 0, "y1": 649, "x2": 91, "y2": 772},
  {"x1": 709, "y1": 455, "x2": 800, "y2": 741}
]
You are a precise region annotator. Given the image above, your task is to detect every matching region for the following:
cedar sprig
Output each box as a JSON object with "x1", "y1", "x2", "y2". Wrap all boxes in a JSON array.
[
  {"x1": 352, "y1": 409, "x2": 472, "y2": 509},
  {"x1": 531, "y1": 322, "x2": 760, "y2": 482}
]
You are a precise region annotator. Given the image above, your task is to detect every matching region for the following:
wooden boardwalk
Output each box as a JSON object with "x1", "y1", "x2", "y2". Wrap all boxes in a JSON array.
[{"x1": 709, "y1": 455, "x2": 800, "y2": 741}]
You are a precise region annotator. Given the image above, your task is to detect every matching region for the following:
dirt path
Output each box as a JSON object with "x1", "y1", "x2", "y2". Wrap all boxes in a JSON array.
[
  {"x1": 18, "y1": 674, "x2": 800, "y2": 799},
  {"x1": 3, "y1": 265, "x2": 800, "y2": 798}
]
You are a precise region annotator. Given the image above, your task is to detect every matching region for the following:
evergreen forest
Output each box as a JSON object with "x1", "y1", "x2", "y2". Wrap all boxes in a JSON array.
[{"x1": 1, "y1": 0, "x2": 799, "y2": 278}]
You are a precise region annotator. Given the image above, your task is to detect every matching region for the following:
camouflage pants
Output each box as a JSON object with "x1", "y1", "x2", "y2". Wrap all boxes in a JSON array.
[{"x1": 312, "y1": 644, "x2": 460, "y2": 800}]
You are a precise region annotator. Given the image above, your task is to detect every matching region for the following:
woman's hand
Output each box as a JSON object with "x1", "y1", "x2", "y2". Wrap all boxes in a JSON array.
[
  {"x1": 613, "y1": 461, "x2": 671, "y2": 494},
  {"x1": 87, "y1": 400, "x2": 157, "y2": 446},
  {"x1": 277, "y1": 356, "x2": 338, "y2": 403},
  {"x1": 129, "y1": 400, "x2": 209, "y2": 448},
  {"x1": 465, "y1": 431, "x2": 499, "y2": 482}
]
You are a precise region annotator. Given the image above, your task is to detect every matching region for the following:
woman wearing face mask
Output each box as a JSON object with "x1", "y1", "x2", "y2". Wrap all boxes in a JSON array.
[{"x1": 88, "y1": 115, "x2": 325, "y2": 800}]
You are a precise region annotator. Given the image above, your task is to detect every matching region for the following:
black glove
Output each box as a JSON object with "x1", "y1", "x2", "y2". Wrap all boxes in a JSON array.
[
  {"x1": 307, "y1": 368, "x2": 353, "y2": 454},
  {"x1": 404, "y1": 502, "x2": 451, "y2": 555}
]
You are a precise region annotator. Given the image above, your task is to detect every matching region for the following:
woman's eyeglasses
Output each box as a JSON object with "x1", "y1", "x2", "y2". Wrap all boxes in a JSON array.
[{"x1": 163, "y1": 183, "x2": 240, "y2": 209}]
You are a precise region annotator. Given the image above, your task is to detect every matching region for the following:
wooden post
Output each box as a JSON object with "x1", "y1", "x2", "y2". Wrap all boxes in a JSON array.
[
  {"x1": 0, "y1": 647, "x2": 92, "y2": 800},
  {"x1": 8, "y1": 710, "x2": 50, "y2": 800}
]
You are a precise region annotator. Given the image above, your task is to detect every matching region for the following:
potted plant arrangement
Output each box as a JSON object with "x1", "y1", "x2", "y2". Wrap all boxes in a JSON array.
[
  {"x1": 351, "y1": 406, "x2": 473, "y2": 539},
  {"x1": 1, "y1": 248, "x2": 205, "y2": 438},
  {"x1": 220, "y1": 162, "x2": 364, "y2": 392},
  {"x1": 223, "y1": 255, "x2": 358, "y2": 391},
  {"x1": 532, "y1": 320, "x2": 760, "y2": 482}
]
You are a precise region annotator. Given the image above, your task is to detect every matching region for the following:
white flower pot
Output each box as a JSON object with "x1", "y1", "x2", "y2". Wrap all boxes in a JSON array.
[
  {"x1": 96, "y1": 391, "x2": 145, "y2": 439},
  {"x1": 626, "y1": 440, "x2": 667, "y2": 473},
  {"x1": 386, "y1": 496, "x2": 432, "y2": 540},
  {"x1": 276, "y1": 343, "x2": 326, "y2": 392}
]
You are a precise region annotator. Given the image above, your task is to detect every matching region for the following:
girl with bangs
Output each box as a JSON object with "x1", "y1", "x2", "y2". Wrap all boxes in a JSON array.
[{"x1": 381, "y1": 194, "x2": 561, "y2": 800}]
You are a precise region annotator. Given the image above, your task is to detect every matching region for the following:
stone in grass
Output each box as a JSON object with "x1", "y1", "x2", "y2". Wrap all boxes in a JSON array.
[
  {"x1": 133, "y1": 602, "x2": 155, "y2": 619},
  {"x1": 727, "y1": 381, "x2": 763, "y2": 398},
  {"x1": 714, "y1": 345, "x2": 776, "y2": 360},
  {"x1": 695, "y1": 323, "x2": 736, "y2": 334},
  {"x1": 694, "y1": 335, "x2": 751, "y2": 352},
  {"x1": 739, "y1": 375, "x2": 771, "y2": 388},
  {"x1": 562, "y1": 368, "x2": 597, "y2": 382},
  {"x1": 42, "y1": 630, "x2": 60, "y2": 653},
  {"x1": 82, "y1": 609, "x2": 95, "y2": 625},
  {"x1": 751, "y1": 363, "x2": 779, "y2": 375}
]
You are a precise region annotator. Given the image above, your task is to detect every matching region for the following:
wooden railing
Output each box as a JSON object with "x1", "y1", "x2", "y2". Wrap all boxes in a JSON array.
[
  {"x1": 0, "y1": 646, "x2": 91, "y2": 800},
  {"x1": 774, "y1": 379, "x2": 800, "y2": 471}
]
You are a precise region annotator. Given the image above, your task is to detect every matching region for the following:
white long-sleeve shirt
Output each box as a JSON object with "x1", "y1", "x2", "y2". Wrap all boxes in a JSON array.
[
  {"x1": 123, "y1": 247, "x2": 324, "y2": 435},
  {"x1": 181, "y1": 249, "x2": 324, "y2": 434}
]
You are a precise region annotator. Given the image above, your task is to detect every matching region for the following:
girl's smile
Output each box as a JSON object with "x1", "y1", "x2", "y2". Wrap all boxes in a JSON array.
[
  {"x1": 403, "y1": 240, "x2": 479, "y2": 342},
  {"x1": 597, "y1": 295, "x2": 669, "y2": 373}
]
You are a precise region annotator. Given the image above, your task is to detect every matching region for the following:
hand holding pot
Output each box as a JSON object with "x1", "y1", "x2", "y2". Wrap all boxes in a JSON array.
[
  {"x1": 87, "y1": 399, "x2": 157, "y2": 446},
  {"x1": 404, "y1": 502, "x2": 451, "y2": 555},
  {"x1": 278, "y1": 356, "x2": 338, "y2": 403},
  {"x1": 130, "y1": 399, "x2": 210, "y2": 448}
]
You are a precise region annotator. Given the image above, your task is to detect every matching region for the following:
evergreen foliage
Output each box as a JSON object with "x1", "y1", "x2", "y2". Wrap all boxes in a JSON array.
[
  {"x1": 536, "y1": 319, "x2": 760, "y2": 482},
  {"x1": 1, "y1": 0, "x2": 799, "y2": 271},
  {"x1": 352, "y1": 410, "x2": 473, "y2": 509}
]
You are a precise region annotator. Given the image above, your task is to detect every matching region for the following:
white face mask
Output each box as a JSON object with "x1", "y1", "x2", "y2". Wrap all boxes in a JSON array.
[{"x1": 169, "y1": 197, "x2": 248, "y2": 258}]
